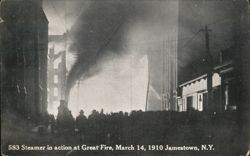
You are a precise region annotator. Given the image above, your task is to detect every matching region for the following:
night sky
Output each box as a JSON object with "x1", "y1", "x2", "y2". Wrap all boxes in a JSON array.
[{"x1": 178, "y1": 0, "x2": 248, "y2": 84}]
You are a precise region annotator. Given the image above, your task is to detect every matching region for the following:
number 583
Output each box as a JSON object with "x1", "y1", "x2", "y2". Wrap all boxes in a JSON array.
[{"x1": 8, "y1": 145, "x2": 20, "y2": 150}]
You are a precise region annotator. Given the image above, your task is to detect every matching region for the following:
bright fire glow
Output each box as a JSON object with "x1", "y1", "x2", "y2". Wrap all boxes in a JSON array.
[{"x1": 68, "y1": 54, "x2": 149, "y2": 117}]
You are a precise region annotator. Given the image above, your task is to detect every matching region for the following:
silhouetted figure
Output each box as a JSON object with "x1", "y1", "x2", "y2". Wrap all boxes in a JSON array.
[
  {"x1": 68, "y1": 111, "x2": 75, "y2": 131},
  {"x1": 106, "y1": 133, "x2": 111, "y2": 145},
  {"x1": 88, "y1": 109, "x2": 99, "y2": 120},
  {"x1": 49, "y1": 114, "x2": 55, "y2": 134},
  {"x1": 56, "y1": 100, "x2": 75, "y2": 134},
  {"x1": 76, "y1": 110, "x2": 87, "y2": 141}
]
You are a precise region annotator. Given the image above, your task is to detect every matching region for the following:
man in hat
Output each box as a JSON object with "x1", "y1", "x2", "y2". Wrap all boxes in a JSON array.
[{"x1": 76, "y1": 110, "x2": 87, "y2": 141}]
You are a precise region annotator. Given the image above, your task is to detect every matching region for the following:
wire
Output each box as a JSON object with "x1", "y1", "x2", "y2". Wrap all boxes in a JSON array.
[
  {"x1": 207, "y1": 17, "x2": 229, "y2": 27},
  {"x1": 179, "y1": 30, "x2": 202, "y2": 49}
]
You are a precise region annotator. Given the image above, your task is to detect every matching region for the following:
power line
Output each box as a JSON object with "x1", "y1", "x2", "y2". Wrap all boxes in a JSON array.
[
  {"x1": 207, "y1": 17, "x2": 229, "y2": 27},
  {"x1": 179, "y1": 30, "x2": 202, "y2": 49},
  {"x1": 178, "y1": 27, "x2": 232, "y2": 50}
]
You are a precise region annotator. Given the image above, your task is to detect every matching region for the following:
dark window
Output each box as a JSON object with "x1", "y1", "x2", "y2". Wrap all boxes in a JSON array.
[{"x1": 187, "y1": 96, "x2": 193, "y2": 111}]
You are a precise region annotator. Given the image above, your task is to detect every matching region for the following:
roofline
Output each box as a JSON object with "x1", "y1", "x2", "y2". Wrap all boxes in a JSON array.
[
  {"x1": 214, "y1": 60, "x2": 233, "y2": 70},
  {"x1": 180, "y1": 61, "x2": 234, "y2": 87},
  {"x1": 40, "y1": 8, "x2": 49, "y2": 24},
  {"x1": 179, "y1": 74, "x2": 207, "y2": 87}
]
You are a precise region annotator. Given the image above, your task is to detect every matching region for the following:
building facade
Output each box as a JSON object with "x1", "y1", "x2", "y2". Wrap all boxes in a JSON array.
[
  {"x1": 177, "y1": 73, "x2": 221, "y2": 112},
  {"x1": 47, "y1": 34, "x2": 68, "y2": 114},
  {"x1": 1, "y1": 0, "x2": 48, "y2": 119},
  {"x1": 177, "y1": 50, "x2": 239, "y2": 112}
]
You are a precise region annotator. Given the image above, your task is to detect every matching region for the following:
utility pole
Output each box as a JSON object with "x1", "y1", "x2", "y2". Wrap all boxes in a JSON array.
[{"x1": 201, "y1": 25, "x2": 213, "y2": 111}]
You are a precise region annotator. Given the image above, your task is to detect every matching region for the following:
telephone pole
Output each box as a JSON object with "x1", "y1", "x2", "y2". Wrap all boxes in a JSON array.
[{"x1": 201, "y1": 25, "x2": 213, "y2": 111}]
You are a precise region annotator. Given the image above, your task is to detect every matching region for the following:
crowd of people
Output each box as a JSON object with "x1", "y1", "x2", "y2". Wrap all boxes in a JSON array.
[{"x1": 43, "y1": 101, "x2": 240, "y2": 149}]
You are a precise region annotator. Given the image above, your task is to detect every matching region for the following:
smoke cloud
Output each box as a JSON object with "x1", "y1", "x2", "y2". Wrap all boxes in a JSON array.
[{"x1": 65, "y1": 1, "x2": 179, "y2": 101}]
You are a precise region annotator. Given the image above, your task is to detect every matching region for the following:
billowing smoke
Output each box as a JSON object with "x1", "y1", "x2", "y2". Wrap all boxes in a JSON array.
[
  {"x1": 65, "y1": 1, "x2": 179, "y2": 102},
  {"x1": 65, "y1": 1, "x2": 132, "y2": 101}
]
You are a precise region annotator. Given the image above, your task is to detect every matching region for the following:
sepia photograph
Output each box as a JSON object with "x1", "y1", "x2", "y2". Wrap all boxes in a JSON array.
[{"x1": 1, "y1": 0, "x2": 249, "y2": 155}]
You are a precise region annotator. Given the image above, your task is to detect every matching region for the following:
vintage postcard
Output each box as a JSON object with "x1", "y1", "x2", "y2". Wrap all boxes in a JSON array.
[{"x1": 1, "y1": 0, "x2": 249, "y2": 155}]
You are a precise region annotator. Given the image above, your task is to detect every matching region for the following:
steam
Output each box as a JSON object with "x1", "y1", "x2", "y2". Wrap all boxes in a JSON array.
[
  {"x1": 65, "y1": 1, "x2": 179, "y2": 101},
  {"x1": 65, "y1": 1, "x2": 132, "y2": 101}
]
